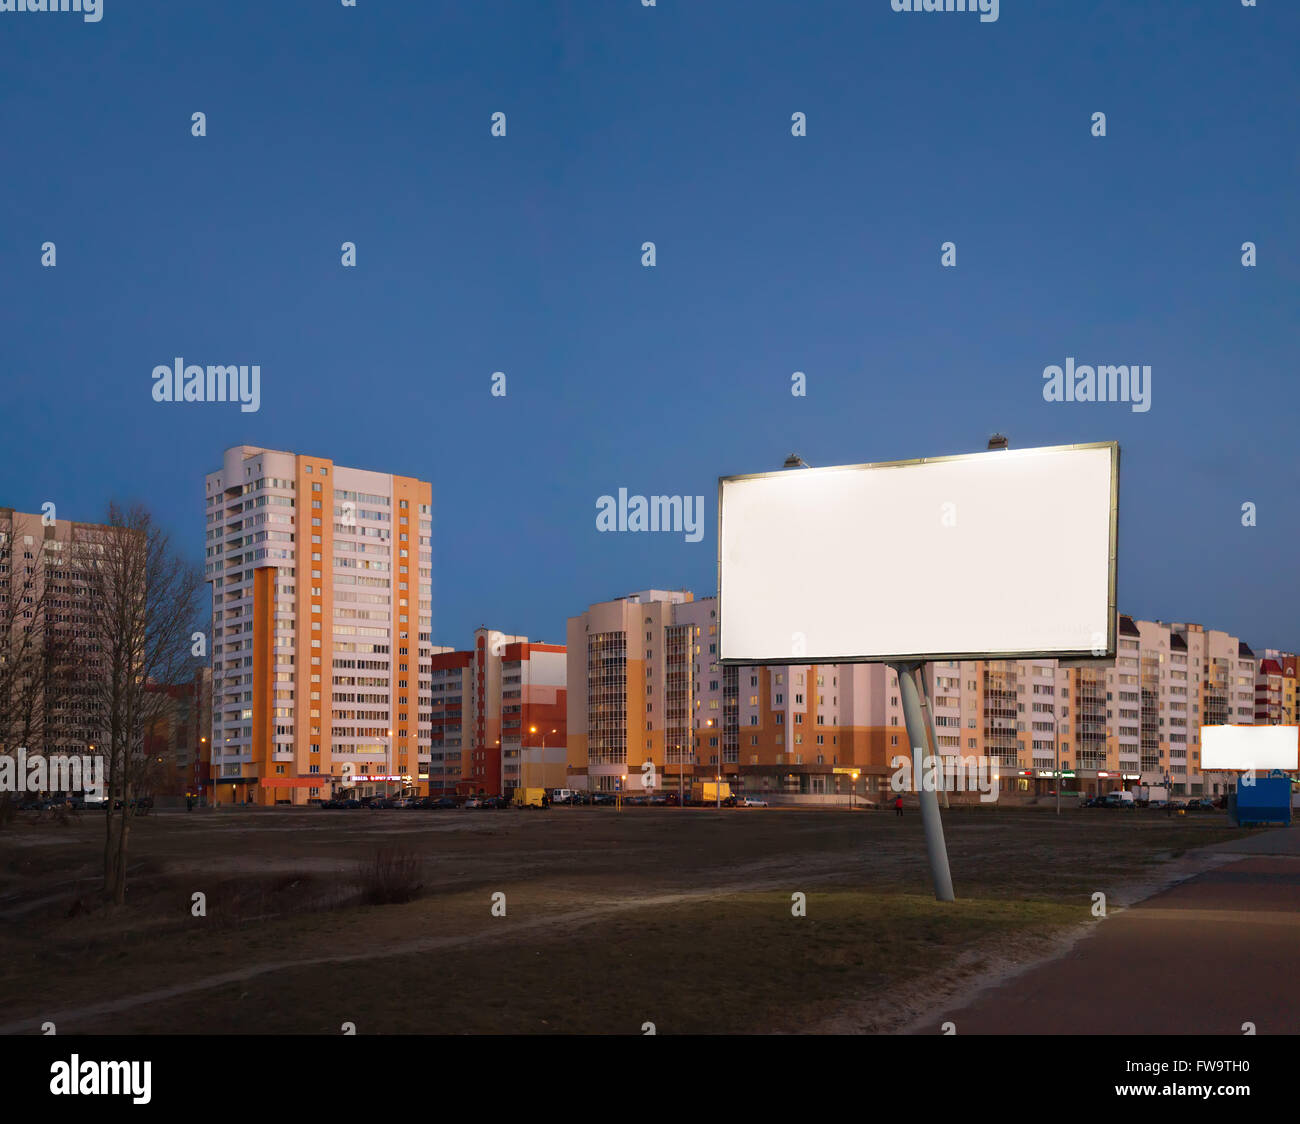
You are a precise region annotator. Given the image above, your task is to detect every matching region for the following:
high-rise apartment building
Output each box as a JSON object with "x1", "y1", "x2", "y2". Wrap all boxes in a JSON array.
[
  {"x1": 565, "y1": 591, "x2": 1261, "y2": 800},
  {"x1": 204, "y1": 446, "x2": 432, "y2": 805},
  {"x1": 1254, "y1": 649, "x2": 1297, "y2": 726},
  {"x1": 428, "y1": 628, "x2": 565, "y2": 795},
  {"x1": 565, "y1": 591, "x2": 902, "y2": 797},
  {"x1": 0, "y1": 507, "x2": 107, "y2": 757}
]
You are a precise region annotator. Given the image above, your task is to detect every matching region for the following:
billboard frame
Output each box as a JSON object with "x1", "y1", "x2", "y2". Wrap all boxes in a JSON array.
[{"x1": 717, "y1": 440, "x2": 1120, "y2": 666}]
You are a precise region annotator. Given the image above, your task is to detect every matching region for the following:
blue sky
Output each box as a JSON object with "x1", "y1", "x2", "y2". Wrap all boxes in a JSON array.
[{"x1": 0, "y1": 0, "x2": 1296, "y2": 650}]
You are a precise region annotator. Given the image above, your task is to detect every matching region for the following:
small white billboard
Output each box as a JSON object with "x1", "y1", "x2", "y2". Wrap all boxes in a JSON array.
[
  {"x1": 1200, "y1": 725, "x2": 1299, "y2": 773},
  {"x1": 718, "y1": 442, "x2": 1118, "y2": 664}
]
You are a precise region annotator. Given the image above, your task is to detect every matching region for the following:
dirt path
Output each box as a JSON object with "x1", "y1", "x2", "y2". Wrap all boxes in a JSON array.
[{"x1": 0, "y1": 860, "x2": 848, "y2": 1035}]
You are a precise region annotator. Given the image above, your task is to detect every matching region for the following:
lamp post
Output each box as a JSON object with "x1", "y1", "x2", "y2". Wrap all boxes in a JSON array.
[
  {"x1": 529, "y1": 725, "x2": 556, "y2": 792},
  {"x1": 706, "y1": 719, "x2": 720, "y2": 808},
  {"x1": 1055, "y1": 737, "x2": 1061, "y2": 815},
  {"x1": 219, "y1": 736, "x2": 231, "y2": 809}
]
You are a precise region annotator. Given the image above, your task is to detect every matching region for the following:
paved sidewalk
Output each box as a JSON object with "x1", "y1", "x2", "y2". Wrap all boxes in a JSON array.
[
  {"x1": 927, "y1": 848, "x2": 1300, "y2": 1034},
  {"x1": 1207, "y1": 823, "x2": 1300, "y2": 856}
]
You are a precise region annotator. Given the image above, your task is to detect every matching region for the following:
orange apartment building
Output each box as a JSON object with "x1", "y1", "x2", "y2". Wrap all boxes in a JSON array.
[
  {"x1": 143, "y1": 668, "x2": 213, "y2": 801},
  {"x1": 565, "y1": 590, "x2": 909, "y2": 800},
  {"x1": 204, "y1": 446, "x2": 433, "y2": 805},
  {"x1": 428, "y1": 628, "x2": 566, "y2": 795}
]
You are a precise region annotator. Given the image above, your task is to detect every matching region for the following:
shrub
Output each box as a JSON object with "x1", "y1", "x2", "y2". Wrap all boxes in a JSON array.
[{"x1": 359, "y1": 846, "x2": 423, "y2": 905}]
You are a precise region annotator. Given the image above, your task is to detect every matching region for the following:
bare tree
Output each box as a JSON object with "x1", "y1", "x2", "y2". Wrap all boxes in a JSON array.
[
  {"x1": 0, "y1": 516, "x2": 54, "y2": 755},
  {"x1": 79, "y1": 503, "x2": 202, "y2": 904},
  {"x1": 0, "y1": 514, "x2": 60, "y2": 826}
]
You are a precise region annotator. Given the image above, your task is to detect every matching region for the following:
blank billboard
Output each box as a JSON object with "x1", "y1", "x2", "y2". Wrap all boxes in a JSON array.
[
  {"x1": 1200, "y1": 725, "x2": 1299, "y2": 772},
  {"x1": 718, "y1": 442, "x2": 1118, "y2": 664}
]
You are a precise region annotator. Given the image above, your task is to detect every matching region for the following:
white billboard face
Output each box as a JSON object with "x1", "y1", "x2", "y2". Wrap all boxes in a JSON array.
[
  {"x1": 718, "y1": 443, "x2": 1118, "y2": 664},
  {"x1": 1200, "y1": 725, "x2": 1299, "y2": 773}
]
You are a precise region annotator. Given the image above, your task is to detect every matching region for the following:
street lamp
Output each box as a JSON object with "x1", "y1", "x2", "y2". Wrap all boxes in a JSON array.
[
  {"x1": 529, "y1": 726, "x2": 557, "y2": 792},
  {"x1": 1055, "y1": 736, "x2": 1061, "y2": 815},
  {"x1": 387, "y1": 729, "x2": 394, "y2": 797},
  {"x1": 706, "y1": 719, "x2": 720, "y2": 808},
  {"x1": 219, "y1": 736, "x2": 231, "y2": 809}
]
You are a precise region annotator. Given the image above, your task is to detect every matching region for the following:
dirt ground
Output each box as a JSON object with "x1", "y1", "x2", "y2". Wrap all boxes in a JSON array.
[{"x1": 0, "y1": 804, "x2": 1243, "y2": 1034}]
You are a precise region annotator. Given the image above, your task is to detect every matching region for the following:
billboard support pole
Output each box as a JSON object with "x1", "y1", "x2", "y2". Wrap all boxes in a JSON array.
[{"x1": 892, "y1": 661, "x2": 956, "y2": 902}]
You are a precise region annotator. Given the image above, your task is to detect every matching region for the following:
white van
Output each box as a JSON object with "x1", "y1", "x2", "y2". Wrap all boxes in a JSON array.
[
  {"x1": 551, "y1": 789, "x2": 578, "y2": 805},
  {"x1": 1102, "y1": 790, "x2": 1136, "y2": 808}
]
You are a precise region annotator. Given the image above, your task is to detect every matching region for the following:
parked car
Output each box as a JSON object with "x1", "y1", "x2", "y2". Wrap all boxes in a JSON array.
[
  {"x1": 1190, "y1": 796, "x2": 1216, "y2": 810},
  {"x1": 27, "y1": 795, "x2": 72, "y2": 811},
  {"x1": 463, "y1": 797, "x2": 484, "y2": 809},
  {"x1": 740, "y1": 796, "x2": 770, "y2": 807},
  {"x1": 481, "y1": 795, "x2": 509, "y2": 809}
]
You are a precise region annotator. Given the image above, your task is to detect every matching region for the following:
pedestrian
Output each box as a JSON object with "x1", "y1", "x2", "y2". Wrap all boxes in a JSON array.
[
  {"x1": 186, "y1": 796, "x2": 195, "y2": 812},
  {"x1": 894, "y1": 795, "x2": 904, "y2": 818}
]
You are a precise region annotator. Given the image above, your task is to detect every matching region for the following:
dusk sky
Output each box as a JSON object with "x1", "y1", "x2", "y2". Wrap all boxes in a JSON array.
[{"x1": 1, "y1": 0, "x2": 1296, "y2": 650}]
